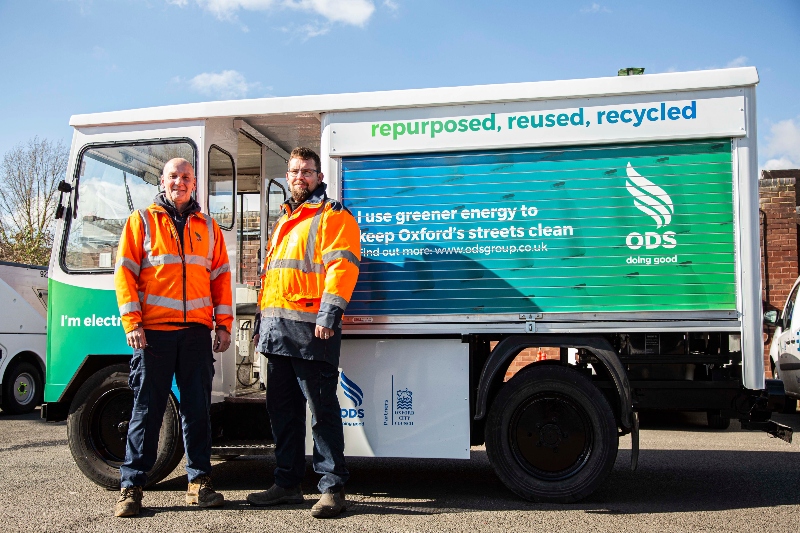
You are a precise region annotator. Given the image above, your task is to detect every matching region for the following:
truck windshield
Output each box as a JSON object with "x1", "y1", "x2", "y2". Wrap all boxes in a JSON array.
[{"x1": 63, "y1": 141, "x2": 195, "y2": 272}]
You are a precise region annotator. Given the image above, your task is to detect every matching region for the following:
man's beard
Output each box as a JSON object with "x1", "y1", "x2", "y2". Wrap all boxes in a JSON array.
[
  {"x1": 291, "y1": 186, "x2": 311, "y2": 203},
  {"x1": 290, "y1": 182, "x2": 314, "y2": 203}
]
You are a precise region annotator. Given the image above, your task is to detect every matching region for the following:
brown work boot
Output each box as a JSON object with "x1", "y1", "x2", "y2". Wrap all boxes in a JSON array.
[
  {"x1": 114, "y1": 486, "x2": 143, "y2": 517},
  {"x1": 310, "y1": 489, "x2": 346, "y2": 518},
  {"x1": 246, "y1": 484, "x2": 304, "y2": 506},
  {"x1": 186, "y1": 475, "x2": 225, "y2": 508}
]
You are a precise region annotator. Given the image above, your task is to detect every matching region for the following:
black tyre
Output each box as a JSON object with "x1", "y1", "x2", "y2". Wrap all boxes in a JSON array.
[
  {"x1": 706, "y1": 410, "x2": 731, "y2": 430},
  {"x1": 783, "y1": 397, "x2": 798, "y2": 414},
  {"x1": 772, "y1": 362, "x2": 798, "y2": 413},
  {"x1": 485, "y1": 364, "x2": 619, "y2": 503},
  {"x1": 2, "y1": 360, "x2": 43, "y2": 414},
  {"x1": 67, "y1": 364, "x2": 183, "y2": 489}
]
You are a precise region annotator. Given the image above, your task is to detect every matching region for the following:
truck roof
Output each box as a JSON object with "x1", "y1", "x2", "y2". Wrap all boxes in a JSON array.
[{"x1": 70, "y1": 67, "x2": 758, "y2": 128}]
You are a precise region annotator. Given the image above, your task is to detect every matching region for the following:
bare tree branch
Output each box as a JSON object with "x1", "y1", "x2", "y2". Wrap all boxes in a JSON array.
[{"x1": 0, "y1": 137, "x2": 68, "y2": 265}]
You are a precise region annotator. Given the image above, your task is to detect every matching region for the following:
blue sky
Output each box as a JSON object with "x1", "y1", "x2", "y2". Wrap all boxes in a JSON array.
[{"x1": 1, "y1": 0, "x2": 799, "y2": 169}]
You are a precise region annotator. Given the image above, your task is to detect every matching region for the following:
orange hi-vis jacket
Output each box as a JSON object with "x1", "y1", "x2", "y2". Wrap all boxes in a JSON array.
[
  {"x1": 258, "y1": 184, "x2": 360, "y2": 361},
  {"x1": 115, "y1": 199, "x2": 233, "y2": 334}
]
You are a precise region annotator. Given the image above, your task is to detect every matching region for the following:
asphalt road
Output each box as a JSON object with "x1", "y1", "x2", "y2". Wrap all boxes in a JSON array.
[{"x1": 1, "y1": 409, "x2": 799, "y2": 532}]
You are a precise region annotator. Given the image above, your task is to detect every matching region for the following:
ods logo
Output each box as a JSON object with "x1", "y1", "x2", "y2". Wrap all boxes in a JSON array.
[
  {"x1": 340, "y1": 372, "x2": 365, "y2": 419},
  {"x1": 624, "y1": 162, "x2": 677, "y2": 250}
]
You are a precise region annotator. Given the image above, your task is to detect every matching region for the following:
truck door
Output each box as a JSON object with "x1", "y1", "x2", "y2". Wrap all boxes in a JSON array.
[
  {"x1": 776, "y1": 283, "x2": 800, "y2": 395},
  {"x1": 265, "y1": 178, "x2": 287, "y2": 239},
  {"x1": 228, "y1": 128, "x2": 288, "y2": 389}
]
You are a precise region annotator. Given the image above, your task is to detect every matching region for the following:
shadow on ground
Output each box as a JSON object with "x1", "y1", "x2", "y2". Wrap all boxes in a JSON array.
[
  {"x1": 145, "y1": 410, "x2": 800, "y2": 516},
  {"x1": 7, "y1": 407, "x2": 798, "y2": 516}
]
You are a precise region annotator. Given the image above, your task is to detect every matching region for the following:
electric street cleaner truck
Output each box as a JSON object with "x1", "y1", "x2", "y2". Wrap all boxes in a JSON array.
[{"x1": 42, "y1": 66, "x2": 792, "y2": 502}]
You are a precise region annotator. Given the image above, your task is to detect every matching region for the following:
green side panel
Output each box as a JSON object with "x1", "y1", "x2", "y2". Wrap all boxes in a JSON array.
[
  {"x1": 45, "y1": 278, "x2": 129, "y2": 402},
  {"x1": 342, "y1": 140, "x2": 737, "y2": 316}
]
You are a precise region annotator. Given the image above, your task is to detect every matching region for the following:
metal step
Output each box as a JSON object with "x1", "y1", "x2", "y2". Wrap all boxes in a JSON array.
[
  {"x1": 226, "y1": 390, "x2": 266, "y2": 404},
  {"x1": 211, "y1": 440, "x2": 275, "y2": 456}
]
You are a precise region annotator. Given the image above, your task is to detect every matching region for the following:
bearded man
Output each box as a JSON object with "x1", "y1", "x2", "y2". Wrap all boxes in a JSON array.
[{"x1": 247, "y1": 147, "x2": 360, "y2": 519}]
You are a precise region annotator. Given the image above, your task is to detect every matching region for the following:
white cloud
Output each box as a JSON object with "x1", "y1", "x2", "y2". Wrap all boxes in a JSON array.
[
  {"x1": 280, "y1": 21, "x2": 331, "y2": 40},
  {"x1": 726, "y1": 56, "x2": 748, "y2": 68},
  {"x1": 172, "y1": 0, "x2": 375, "y2": 26},
  {"x1": 383, "y1": 0, "x2": 398, "y2": 12},
  {"x1": 299, "y1": 22, "x2": 330, "y2": 37},
  {"x1": 292, "y1": 0, "x2": 375, "y2": 25},
  {"x1": 187, "y1": 70, "x2": 259, "y2": 99},
  {"x1": 580, "y1": 3, "x2": 610, "y2": 14},
  {"x1": 762, "y1": 116, "x2": 800, "y2": 171}
]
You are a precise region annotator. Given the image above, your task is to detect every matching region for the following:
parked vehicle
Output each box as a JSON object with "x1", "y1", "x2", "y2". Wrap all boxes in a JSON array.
[
  {"x1": 43, "y1": 66, "x2": 791, "y2": 502},
  {"x1": 765, "y1": 277, "x2": 800, "y2": 413},
  {"x1": 0, "y1": 261, "x2": 47, "y2": 414}
]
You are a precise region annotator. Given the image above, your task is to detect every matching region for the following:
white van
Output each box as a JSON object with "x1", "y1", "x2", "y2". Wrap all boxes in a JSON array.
[
  {"x1": 766, "y1": 277, "x2": 800, "y2": 413},
  {"x1": 0, "y1": 261, "x2": 47, "y2": 414}
]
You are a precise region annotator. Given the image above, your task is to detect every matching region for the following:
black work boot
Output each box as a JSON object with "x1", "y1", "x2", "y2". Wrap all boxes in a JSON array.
[
  {"x1": 186, "y1": 475, "x2": 225, "y2": 508},
  {"x1": 247, "y1": 484, "x2": 304, "y2": 506},
  {"x1": 114, "y1": 486, "x2": 143, "y2": 517},
  {"x1": 310, "y1": 489, "x2": 346, "y2": 518}
]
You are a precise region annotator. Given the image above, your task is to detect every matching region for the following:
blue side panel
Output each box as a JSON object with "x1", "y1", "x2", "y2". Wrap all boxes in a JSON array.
[{"x1": 341, "y1": 140, "x2": 736, "y2": 316}]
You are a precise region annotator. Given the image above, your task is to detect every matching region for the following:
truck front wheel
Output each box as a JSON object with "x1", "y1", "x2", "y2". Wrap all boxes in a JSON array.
[
  {"x1": 485, "y1": 364, "x2": 618, "y2": 503},
  {"x1": 67, "y1": 364, "x2": 183, "y2": 489}
]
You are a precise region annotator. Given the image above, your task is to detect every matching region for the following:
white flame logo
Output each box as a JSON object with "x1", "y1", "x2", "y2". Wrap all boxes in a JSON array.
[{"x1": 625, "y1": 162, "x2": 673, "y2": 228}]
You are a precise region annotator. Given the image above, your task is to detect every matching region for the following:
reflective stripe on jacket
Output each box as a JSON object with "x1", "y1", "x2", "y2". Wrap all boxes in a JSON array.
[
  {"x1": 115, "y1": 203, "x2": 233, "y2": 333},
  {"x1": 258, "y1": 184, "x2": 360, "y2": 360}
]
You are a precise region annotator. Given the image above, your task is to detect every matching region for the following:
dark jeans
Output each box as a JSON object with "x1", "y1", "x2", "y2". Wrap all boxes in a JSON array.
[
  {"x1": 266, "y1": 354, "x2": 349, "y2": 493},
  {"x1": 120, "y1": 327, "x2": 215, "y2": 487}
]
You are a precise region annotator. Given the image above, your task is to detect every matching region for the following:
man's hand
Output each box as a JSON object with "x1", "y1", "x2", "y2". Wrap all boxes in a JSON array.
[
  {"x1": 126, "y1": 327, "x2": 147, "y2": 350},
  {"x1": 252, "y1": 333, "x2": 260, "y2": 347},
  {"x1": 214, "y1": 328, "x2": 231, "y2": 353},
  {"x1": 315, "y1": 325, "x2": 335, "y2": 340}
]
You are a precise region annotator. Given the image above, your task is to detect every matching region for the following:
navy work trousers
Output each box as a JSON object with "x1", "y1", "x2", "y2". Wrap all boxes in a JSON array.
[
  {"x1": 120, "y1": 327, "x2": 214, "y2": 487},
  {"x1": 266, "y1": 354, "x2": 349, "y2": 493}
]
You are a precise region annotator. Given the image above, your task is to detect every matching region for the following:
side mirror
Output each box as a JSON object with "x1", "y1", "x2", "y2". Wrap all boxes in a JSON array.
[
  {"x1": 54, "y1": 180, "x2": 73, "y2": 220},
  {"x1": 764, "y1": 310, "x2": 779, "y2": 325}
]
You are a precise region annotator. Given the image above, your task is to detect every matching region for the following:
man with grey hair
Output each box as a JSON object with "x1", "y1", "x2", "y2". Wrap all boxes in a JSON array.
[{"x1": 113, "y1": 157, "x2": 234, "y2": 517}]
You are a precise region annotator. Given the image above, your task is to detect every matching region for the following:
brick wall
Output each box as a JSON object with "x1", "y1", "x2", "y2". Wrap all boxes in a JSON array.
[
  {"x1": 239, "y1": 210, "x2": 261, "y2": 286},
  {"x1": 760, "y1": 170, "x2": 800, "y2": 376},
  {"x1": 504, "y1": 346, "x2": 561, "y2": 380}
]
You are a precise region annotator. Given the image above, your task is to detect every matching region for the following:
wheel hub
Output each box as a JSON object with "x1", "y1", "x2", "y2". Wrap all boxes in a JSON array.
[
  {"x1": 13, "y1": 373, "x2": 35, "y2": 405},
  {"x1": 510, "y1": 394, "x2": 593, "y2": 480},
  {"x1": 88, "y1": 389, "x2": 134, "y2": 463},
  {"x1": 537, "y1": 422, "x2": 567, "y2": 449}
]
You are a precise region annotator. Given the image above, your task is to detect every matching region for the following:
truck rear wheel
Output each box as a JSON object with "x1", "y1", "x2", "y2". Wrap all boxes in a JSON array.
[
  {"x1": 706, "y1": 410, "x2": 731, "y2": 429},
  {"x1": 2, "y1": 360, "x2": 43, "y2": 415},
  {"x1": 67, "y1": 364, "x2": 183, "y2": 489},
  {"x1": 485, "y1": 364, "x2": 618, "y2": 503}
]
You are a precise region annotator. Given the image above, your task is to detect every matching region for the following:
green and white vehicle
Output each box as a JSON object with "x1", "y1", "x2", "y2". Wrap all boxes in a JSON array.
[{"x1": 43, "y1": 66, "x2": 791, "y2": 502}]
